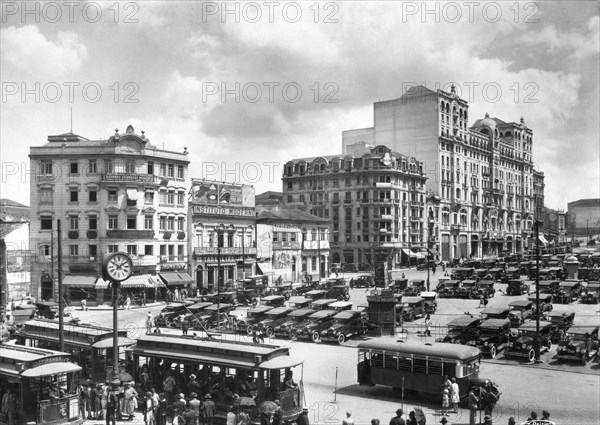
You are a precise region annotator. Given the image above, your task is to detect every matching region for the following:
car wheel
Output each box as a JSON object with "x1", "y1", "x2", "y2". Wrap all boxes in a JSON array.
[
  {"x1": 337, "y1": 295, "x2": 344, "y2": 301},
  {"x1": 266, "y1": 327, "x2": 274, "y2": 337},
  {"x1": 344, "y1": 294, "x2": 350, "y2": 301},
  {"x1": 289, "y1": 331, "x2": 297, "y2": 340},
  {"x1": 337, "y1": 334, "x2": 346, "y2": 345},
  {"x1": 409, "y1": 313, "x2": 415, "y2": 322},
  {"x1": 251, "y1": 298, "x2": 258, "y2": 306},
  {"x1": 247, "y1": 325, "x2": 254, "y2": 335},
  {"x1": 527, "y1": 348, "x2": 535, "y2": 362},
  {"x1": 284, "y1": 293, "x2": 291, "y2": 301},
  {"x1": 489, "y1": 345, "x2": 497, "y2": 359},
  {"x1": 204, "y1": 321, "x2": 212, "y2": 330},
  {"x1": 292, "y1": 289, "x2": 298, "y2": 296},
  {"x1": 311, "y1": 332, "x2": 320, "y2": 343}
]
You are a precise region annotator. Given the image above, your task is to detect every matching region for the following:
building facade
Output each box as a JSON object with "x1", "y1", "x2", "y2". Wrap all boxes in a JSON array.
[
  {"x1": 0, "y1": 199, "x2": 30, "y2": 306},
  {"x1": 282, "y1": 145, "x2": 427, "y2": 268},
  {"x1": 29, "y1": 125, "x2": 191, "y2": 303},
  {"x1": 188, "y1": 179, "x2": 257, "y2": 291},
  {"x1": 342, "y1": 85, "x2": 544, "y2": 260},
  {"x1": 256, "y1": 209, "x2": 330, "y2": 283},
  {"x1": 567, "y1": 198, "x2": 600, "y2": 239}
]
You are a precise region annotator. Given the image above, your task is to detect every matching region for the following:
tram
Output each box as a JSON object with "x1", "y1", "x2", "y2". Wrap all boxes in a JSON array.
[
  {"x1": 15, "y1": 319, "x2": 135, "y2": 383},
  {"x1": 129, "y1": 333, "x2": 305, "y2": 422},
  {"x1": 0, "y1": 344, "x2": 82, "y2": 425}
]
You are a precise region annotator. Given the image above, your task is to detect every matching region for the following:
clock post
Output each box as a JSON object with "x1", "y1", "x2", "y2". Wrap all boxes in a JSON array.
[{"x1": 102, "y1": 252, "x2": 133, "y2": 385}]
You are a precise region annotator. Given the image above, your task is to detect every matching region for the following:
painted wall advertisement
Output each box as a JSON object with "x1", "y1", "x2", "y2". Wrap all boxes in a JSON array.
[{"x1": 189, "y1": 180, "x2": 255, "y2": 207}]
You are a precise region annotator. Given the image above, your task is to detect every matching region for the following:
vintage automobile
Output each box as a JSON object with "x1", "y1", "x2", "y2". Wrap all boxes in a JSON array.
[
  {"x1": 518, "y1": 261, "x2": 533, "y2": 276},
  {"x1": 295, "y1": 309, "x2": 337, "y2": 340},
  {"x1": 466, "y1": 318, "x2": 512, "y2": 358},
  {"x1": 192, "y1": 304, "x2": 234, "y2": 330},
  {"x1": 238, "y1": 305, "x2": 274, "y2": 334},
  {"x1": 554, "y1": 280, "x2": 583, "y2": 304},
  {"x1": 436, "y1": 280, "x2": 460, "y2": 298},
  {"x1": 580, "y1": 282, "x2": 600, "y2": 304},
  {"x1": 474, "y1": 268, "x2": 490, "y2": 280},
  {"x1": 403, "y1": 280, "x2": 426, "y2": 297},
  {"x1": 481, "y1": 306, "x2": 512, "y2": 320},
  {"x1": 155, "y1": 301, "x2": 195, "y2": 326},
  {"x1": 420, "y1": 291, "x2": 438, "y2": 314},
  {"x1": 318, "y1": 310, "x2": 369, "y2": 344},
  {"x1": 396, "y1": 296, "x2": 425, "y2": 322},
  {"x1": 325, "y1": 285, "x2": 351, "y2": 301},
  {"x1": 304, "y1": 289, "x2": 329, "y2": 300},
  {"x1": 451, "y1": 267, "x2": 476, "y2": 281},
  {"x1": 291, "y1": 282, "x2": 319, "y2": 296},
  {"x1": 508, "y1": 300, "x2": 534, "y2": 326},
  {"x1": 327, "y1": 301, "x2": 354, "y2": 312},
  {"x1": 262, "y1": 284, "x2": 293, "y2": 300},
  {"x1": 436, "y1": 316, "x2": 482, "y2": 344},
  {"x1": 505, "y1": 279, "x2": 531, "y2": 296},
  {"x1": 209, "y1": 291, "x2": 239, "y2": 305},
  {"x1": 389, "y1": 278, "x2": 409, "y2": 294},
  {"x1": 254, "y1": 307, "x2": 295, "y2": 337},
  {"x1": 309, "y1": 298, "x2": 337, "y2": 310},
  {"x1": 235, "y1": 287, "x2": 262, "y2": 306},
  {"x1": 183, "y1": 301, "x2": 214, "y2": 325},
  {"x1": 485, "y1": 268, "x2": 504, "y2": 282},
  {"x1": 34, "y1": 301, "x2": 60, "y2": 319},
  {"x1": 578, "y1": 268, "x2": 600, "y2": 282},
  {"x1": 546, "y1": 310, "x2": 576, "y2": 342},
  {"x1": 537, "y1": 280, "x2": 560, "y2": 299},
  {"x1": 349, "y1": 275, "x2": 375, "y2": 288},
  {"x1": 273, "y1": 307, "x2": 316, "y2": 339},
  {"x1": 287, "y1": 296, "x2": 312, "y2": 309},
  {"x1": 320, "y1": 277, "x2": 347, "y2": 289},
  {"x1": 536, "y1": 268, "x2": 564, "y2": 281},
  {"x1": 456, "y1": 280, "x2": 479, "y2": 299},
  {"x1": 529, "y1": 293, "x2": 554, "y2": 317},
  {"x1": 476, "y1": 280, "x2": 496, "y2": 298},
  {"x1": 556, "y1": 325, "x2": 600, "y2": 365},
  {"x1": 504, "y1": 321, "x2": 554, "y2": 362},
  {"x1": 259, "y1": 295, "x2": 286, "y2": 308},
  {"x1": 11, "y1": 304, "x2": 37, "y2": 324},
  {"x1": 501, "y1": 267, "x2": 522, "y2": 284}
]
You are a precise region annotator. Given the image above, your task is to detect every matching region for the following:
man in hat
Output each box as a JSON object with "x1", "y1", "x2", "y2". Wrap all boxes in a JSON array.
[
  {"x1": 203, "y1": 394, "x2": 216, "y2": 425},
  {"x1": 188, "y1": 393, "x2": 202, "y2": 424},
  {"x1": 187, "y1": 374, "x2": 201, "y2": 396},
  {"x1": 468, "y1": 387, "x2": 480, "y2": 425},
  {"x1": 389, "y1": 408, "x2": 406, "y2": 425},
  {"x1": 146, "y1": 312, "x2": 153, "y2": 334},
  {"x1": 481, "y1": 380, "x2": 499, "y2": 418},
  {"x1": 1, "y1": 387, "x2": 17, "y2": 425},
  {"x1": 296, "y1": 407, "x2": 310, "y2": 425},
  {"x1": 172, "y1": 393, "x2": 186, "y2": 417},
  {"x1": 105, "y1": 383, "x2": 120, "y2": 425},
  {"x1": 439, "y1": 418, "x2": 450, "y2": 425}
]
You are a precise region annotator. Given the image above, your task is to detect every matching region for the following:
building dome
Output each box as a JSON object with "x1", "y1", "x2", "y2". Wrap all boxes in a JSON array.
[{"x1": 473, "y1": 112, "x2": 496, "y2": 131}]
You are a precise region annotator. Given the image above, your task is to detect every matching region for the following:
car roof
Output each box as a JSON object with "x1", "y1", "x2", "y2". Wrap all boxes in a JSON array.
[
  {"x1": 587, "y1": 282, "x2": 600, "y2": 289},
  {"x1": 447, "y1": 316, "x2": 481, "y2": 327},
  {"x1": 265, "y1": 307, "x2": 294, "y2": 316},
  {"x1": 461, "y1": 280, "x2": 477, "y2": 284},
  {"x1": 205, "y1": 303, "x2": 232, "y2": 311},
  {"x1": 410, "y1": 280, "x2": 425, "y2": 284},
  {"x1": 567, "y1": 325, "x2": 600, "y2": 336},
  {"x1": 310, "y1": 298, "x2": 337, "y2": 305},
  {"x1": 478, "y1": 280, "x2": 494, "y2": 285},
  {"x1": 36, "y1": 301, "x2": 59, "y2": 307},
  {"x1": 509, "y1": 300, "x2": 533, "y2": 307},
  {"x1": 480, "y1": 318, "x2": 511, "y2": 329},
  {"x1": 328, "y1": 301, "x2": 353, "y2": 308},
  {"x1": 538, "y1": 280, "x2": 559, "y2": 285},
  {"x1": 308, "y1": 310, "x2": 337, "y2": 319},
  {"x1": 454, "y1": 268, "x2": 475, "y2": 272},
  {"x1": 488, "y1": 268, "x2": 504, "y2": 272},
  {"x1": 333, "y1": 310, "x2": 361, "y2": 320},
  {"x1": 305, "y1": 290, "x2": 327, "y2": 295},
  {"x1": 528, "y1": 293, "x2": 553, "y2": 301},
  {"x1": 481, "y1": 306, "x2": 511, "y2": 315},
  {"x1": 261, "y1": 295, "x2": 285, "y2": 301},
  {"x1": 559, "y1": 281, "x2": 580, "y2": 287},
  {"x1": 521, "y1": 321, "x2": 553, "y2": 331},
  {"x1": 506, "y1": 267, "x2": 520, "y2": 272},
  {"x1": 401, "y1": 296, "x2": 423, "y2": 303},
  {"x1": 547, "y1": 310, "x2": 575, "y2": 318},
  {"x1": 420, "y1": 291, "x2": 437, "y2": 298},
  {"x1": 441, "y1": 280, "x2": 460, "y2": 285},
  {"x1": 247, "y1": 306, "x2": 274, "y2": 313},
  {"x1": 287, "y1": 308, "x2": 316, "y2": 317},
  {"x1": 288, "y1": 296, "x2": 311, "y2": 305}
]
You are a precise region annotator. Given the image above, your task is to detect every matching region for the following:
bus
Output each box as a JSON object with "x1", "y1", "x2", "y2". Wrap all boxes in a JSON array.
[
  {"x1": 357, "y1": 340, "x2": 500, "y2": 403},
  {"x1": 129, "y1": 333, "x2": 305, "y2": 422},
  {"x1": 0, "y1": 344, "x2": 83, "y2": 425},
  {"x1": 15, "y1": 319, "x2": 135, "y2": 383}
]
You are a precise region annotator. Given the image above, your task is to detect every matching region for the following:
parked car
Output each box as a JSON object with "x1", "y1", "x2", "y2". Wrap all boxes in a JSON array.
[
  {"x1": 546, "y1": 310, "x2": 576, "y2": 342},
  {"x1": 474, "y1": 268, "x2": 489, "y2": 280},
  {"x1": 263, "y1": 284, "x2": 293, "y2": 300},
  {"x1": 529, "y1": 293, "x2": 554, "y2": 318},
  {"x1": 239, "y1": 306, "x2": 274, "y2": 334},
  {"x1": 420, "y1": 291, "x2": 438, "y2": 314},
  {"x1": 466, "y1": 318, "x2": 511, "y2": 358},
  {"x1": 436, "y1": 316, "x2": 482, "y2": 344},
  {"x1": 556, "y1": 325, "x2": 600, "y2": 365},
  {"x1": 486, "y1": 267, "x2": 504, "y2": 281},
  {"x1": 325, "y1": 285, "x2": 351, "y2": 301},
  {"x1": 156, "y1": 301, "x2": 195, "y2": 326},
  {"x1": 292, "y1": 282, "x2": 319, "y2": 296},
  {"x1": 481, "y1": 306, "x2": 512, "y2": 320},
  {"x1": 273, "y1": 307, "x2": 316, "y2": 339},
  {"x1": 501, "y1": 267, "x2": 522, "y2": 284},
  {"x1": 396, "y1": 296, "x2": 425, "y2": 322},
  {"x1": 259, "y1": 295, "x2": 286, "y2": 308},
  {"x1": 318, "y1": 310, "x2": 369, "y2": 344},
  {"x1": 554, "y1": 280, "x2": 583, "y2": 304},
  {"x1": 506, "y1": 279, "x2": 531, "y2": 296},
  {"x1": 287, "y1": 296, "x2": 312, "y2": 309},
  {"x1": 508, "y1": 300, "x2": 534, "y2": 326},
  {"x1": 537, "y1": 280, "x2": 560, "y2": 299},
  {"x1": 34, "y1": 301, "x2": 60, "y2": 319},
  {"x1": 309, "y1": 298, "x2": 337, "y2": 310},
  {"x1": 254, "y1": 307, "x2": 295, "y2": 336},
  {"x1": 304, "y1": 289, "x2": 329, "y2": 300},
  {"x1": 580, "y1": 282, "x2": 600, "y2": 304},
  {"x1": 11, "y1": 304, "x2": 37, "y2": 324},
  {"x1": 436, "y1": 280, "x2": 460, "y2": 298},
  {"x1": 193, "y1": 304, "x2": 233, "y2": 330},
  {"x1": 476, "y1": 280, "x2": 496, "y2": 298},
  {"x1": 456, "y1": 280, "x2": 479, "y2": 299},
  {"x1": 403, "y1": 280, "x2": 426, "y2": 297},
  {"x1": 389, "y1": 278, "x2": 409, "y2": 294},
  {"x1": 505, "y1": 321, "x2": 554, "y2": 362},
  {"x1": 210, "y1": 291, "x2": 239, "y2": 305},
  {"x1": 320, "y1": 278, "x2": 347, "y2": 289},
  {"x1": 295, "y1": 309, "x2": 337, "y2": 340},
  {"x1": 235, "y1": 288, "x2": 262, "y2": 306},
  {"x1": 327, "y1": 301, "x2": 354, "y2": 312},
  {"x1": 184, "y1": 301, "x2": 214, "y2": 325},
  {"x1": 451, "y1": 267, "x2": 476, "y2": 281},
  {"x1": 350, "y1": 275, "x2": 375, "y2": 289}
]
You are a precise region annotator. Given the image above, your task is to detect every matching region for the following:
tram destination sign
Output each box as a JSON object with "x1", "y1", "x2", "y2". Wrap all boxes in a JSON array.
[
  {"x1": 520, "y1": 421, "x2": 555, "y2": 425},
  {"x1": 191, "y1": 205, "x2": 255, "y2": 217},
  {"x1": 32, "y1": 355, "x2": 71, "y2": 368}
]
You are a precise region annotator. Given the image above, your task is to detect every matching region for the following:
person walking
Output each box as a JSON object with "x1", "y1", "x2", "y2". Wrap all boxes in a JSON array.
[
  {"x1": 342, "y1": 411, "x2": 355, "y2": 425},
  {"x1": 123, "y1": 382, "x2": 138, "y2": 421},
  {"x1": 483, "y1": 291, "x2": 489, "y2": 307},
  {"x1": 202, "y1": 394, "x2": 216, "y2": 425},
  {"x1": 143, "y1": 391, "x2": 156, "y2": 425},
  {"x1": 155, "y1": 398, "x2": 168, "y2": 425},
  {"x1": 78, "y1": 383, "x2": 90, "y2": 420},
  {"x1": 389, "y1": 408, "x2": 406, "y2": 425},
  {"x1": 105, "y1": 384, "x2": 120, "y2": 425},
  {"x1": 468, "y1": 387, "x2": 480, "y2": 425},
  {"x1": 188, "y1": 393, "x2": 202, "y2": 424},
  {"x1": 450, "y1": 378, "x2": 460, "y2": 413},
  {"x1": 441, "y1": 388, "x2": 450, "y2": 416},
  {"x1": 296, "y1": 407, "x2": 310, "y2": 425},
  {"x1": 146, "y1": 312, "x2": 153, "y2": 334},
  {"x1": 424, "y1": 314, "x2": 432, "y2": 337},
  {"x1": 1, "y1": 387, "x2": 18, "y2": 425},
  {"x1": 81, "y1": 297, "x2": 87, "y2": 311},
  {"x1": 482, "y1": 380, "x2": 499, "y2": 419},
  {"x1": 91, "y1": 382, "x2": 103, "y2": 420},
  {"x1": 125, "y1": 295, "x2": 132, "y2": 310}
]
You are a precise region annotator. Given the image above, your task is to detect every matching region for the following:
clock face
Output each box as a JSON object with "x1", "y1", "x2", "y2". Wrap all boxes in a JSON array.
[{"x1": 105, "y1": 253, "x2": 133, "y2": 282}]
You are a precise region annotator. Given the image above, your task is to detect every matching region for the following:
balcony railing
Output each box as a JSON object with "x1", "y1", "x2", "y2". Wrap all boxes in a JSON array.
[
  {"x1": 381, "y1": 214, "x2": 394, "y2": 221},
  {"x1": 194, "y1": 247, "x2": 257, "y2": 256},
  {"x1": 132, "y1": 256, "x2": 159, "y2": 266},
  {"x1": 106, "y1": 230, "x2": 155, "y2": 239},
  {"x1": 101, "y1": 173, "x2": 159, "y2": 183},
  {"x1": 302, "y1": 240, "x2": 330, "y2": 250},
  {"x1": 272, "y1": 241, "x2": 301, "y2": 250}
]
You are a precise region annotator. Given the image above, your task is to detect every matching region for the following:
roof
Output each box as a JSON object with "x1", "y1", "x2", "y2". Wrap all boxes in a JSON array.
[
  {"x1": 288, "y1": 308, "x2": 316, "y2": 317},
  {"x1": 247, "y1": 306, "x2": 274, "y2": 314},
  {"x1": 481, "y1": 307, "x2": 511, "y2": 315},
  {"x1": 528, "y1": 294, "x2": 553, "y2": 301},
  {"x1": 357, "y1": 340, "x2": 481, "y2": 361},
  {"x1": 308, "y1": 310, "x2": 336, "y2": 319},
  {"x1": 559, "y1": 281, "x2": 580, "y2": 287},
  {"x1": 255, "y1": 191, "x2": 284, "y2": 201},
  {"x1": 447, "y1": 316, "x2": 481, "y2": 327},
  {"x1": 480, "y1": 319, "x2": 511, "y2": 329},
  {"x1": 333, "y1": 310, "x2": 361, "y2": 320},
  {"x1": 521, "y1": 321, "x2": 553, "y2": 331},
  {"x1": 265, "y1": 307, "x2": 294, "y2": 316},
  {"x1": 567, "y1": 325, "x2": 599, "y2": 336},
  {"x1": 508, "y1": 300, "x2": 533, "y2": 307},
  {"x1": 0, "y1": 198, "x2": 30, "y2": 223},
  {"x1": 257, "y1": 209, "x2": 328, "y2": 224},
  {"x1": 401, "y1": 297, "x2": 423, "y2": 304},
  {"x1": 0, "y1": 222, "x2": 27, "y2": 239}
]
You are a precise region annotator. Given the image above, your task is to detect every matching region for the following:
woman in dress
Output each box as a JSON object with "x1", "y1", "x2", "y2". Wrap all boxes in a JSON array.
[
  {"x1": 123, "y1": 382, "x2": 138, "y2": 421},
  {"x1": 450, "y1": 378, "x2": 460, "y2": 413}
]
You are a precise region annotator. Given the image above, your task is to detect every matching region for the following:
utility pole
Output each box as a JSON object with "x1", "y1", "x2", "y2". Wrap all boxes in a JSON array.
[
  {"x1": 57, "y1": 219, "x2": 64, "y2": 352},
  {"x1": 534, "y1": 219, "x2": 542, "y2": 363}
]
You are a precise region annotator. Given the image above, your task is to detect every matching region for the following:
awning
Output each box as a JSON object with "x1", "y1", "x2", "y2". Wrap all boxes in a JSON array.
[
  {"x1": 259, "y1": 355, "x2": 304, "y2": 370},
  {"x1": 401, "y1": 249, "x2": 417, "y2": 258},
  {"x1": 428, "y1": 249, "x2": 439, "y2": 256},
  {"x1": 126, "y1": 189, "x2": 138, "y2": 201},
  {"x1": 95, "y1": 274, "x2": 157, "y2": 289},
  {"x1": 62, "y1": 275, "x2": 97, "y2": 288},
  {"x1": 21, "y1": 362, "x2": 82, "y2": 378},
  {"x1": 158, "y1": 272, "x2": 194, "y2": 286},
  {"x1": 256, "y1": 262, "x2": 275, "y2": 275},
  {"x1": 538, "y1": 235, "x2": 549, "y2": 245},
  {"x1": 92, "y1": 337, "x2": 137, "y2": 349}
]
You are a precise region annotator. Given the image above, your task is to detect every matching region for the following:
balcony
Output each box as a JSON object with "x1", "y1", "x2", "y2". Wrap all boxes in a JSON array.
[
  {"x1": 344, "y1": 199, "x2": 353, "y2": 204},
  {"x1": 101, "y1": 172, "x2": 159, "y2": 184},
  {"x1": 106, "y1": 230, "x2": 155, "y2": 239},
  {"x1": 272, "y1": 241, "x2": 301, "y2": 250},
  {"x1": 132, "y1": 256, "x2": 159, "y2": 266},
  {"x1": 375, "y1": 182, "x2": 392, "y2": 188},
  {"x1": 194, "y1": 247, "x2": 258, "y2": 256},
  {"x1": 302, "y1": 240, "x2": 330, "y2": 250},
  {"x1": 381, "y1": 214, "x2": 394, "y2": 221}
]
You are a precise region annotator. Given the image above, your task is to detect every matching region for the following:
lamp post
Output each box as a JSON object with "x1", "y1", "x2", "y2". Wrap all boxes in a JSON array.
[
  {"x1": 216, "y1": 224, "x2": 225, "y2": 331},
  {"x1": 533, "y1": 219, "x2": 543, "y2": 363},
  {"x1": 317, "y1": 227, "x2": 321, "y2": 280}
]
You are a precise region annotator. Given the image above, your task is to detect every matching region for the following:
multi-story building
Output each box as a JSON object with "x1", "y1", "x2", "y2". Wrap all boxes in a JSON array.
[
  {"x1": 0, "y1": 199, "x2": 30, "y2": 306},
  {"x1": 567, "y1": 198, "x2": 600, "y2": 239},
  {"x1": 29, "y1": 125, "x2": 191, "y2": 303},
  {"x1": 342, "y1": 85, "x2": 543, "y2": 260},
  {"x1": 188, "y1": 179, "x2": 257, "y2": 291},
  {"x1": 282, "y1": 145, "x2": 427, "y2": 267},
  {"x1": 256, "y1": 208, "x2": 330, "y2": 282},
  {"x1": 541, "y1": 207, "x2": 567, "y2": 244}
]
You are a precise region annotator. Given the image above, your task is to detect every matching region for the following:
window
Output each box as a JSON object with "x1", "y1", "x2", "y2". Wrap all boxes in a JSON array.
[
  {"x1": 89, "y1": 189, "x2": 97, "y2": 202},
  {"x1": 88, "y1": 159, "x2": 97, "y2": 174},
  {"x1": 126, "y1": 161, "x2": 136, "y2": 174},
  {"x1": 41, "y1": 216, "x2": 53, "y2": 230},
  {"x1": 108, "y1": 244, "x2": 118, "y2": 253},
  {"x1": 144, "y1": 191, "x2": 154, "y2": 204},
  {"x1": 177, "y1": 217, "x2": 185, "y2": 231},
  {"x1": 108, "y1": 215, "x2": 118, "y2": 230},
  {"x1": 168, "y1": 164, "x2": 174, "y2": 178},
  {"x1": 126, "y1": 216, "x2": 137, "y2": 230},
  {"x1": 168, "y1": 245, "x2": 175, "y2": 260},
  {"x1": 70, "y1": 216, "x2": 79, "y2": 230},
  {"x1": 167, "y1": 192, "x2": 174, "y2": 205},
  {"x1": 89, "y1": 245, "x2": 97, "y2": 259},
  {"x1": 108, "y1": 188, "x2": 118, "y2": 202},
  {"x1": 147, "y1": 161, "x2": 154, "y2": 175},
  {"x1": 178, "y1": 245, "x2": 184, "y2": 261},
  {"x1": 160, "y1": 245, "x2": 166, "y2": 256},
  {"x1": 287, "y1": 182, "x2": 293, "y2": 189},
  {"x1": 160, "y1": 163, "x2": 166, "y2": 176},
  {"x1": 159, "y1": 192, "x2": 166, "y2": 204},
  {"x1": 40, "y1": 189, "x2": 52, "y2": 203},
  {"x1": 69, "y1": 245, "x2": 78, "y2": 257},
  {"x1": 40, "y1": 160, "x2": 52, "y2": 175},
  {"x1": 177, "y1": 165, "x2": 184, "y2": 179},
  {"x1": 273, "y1": 232, "x2": 279, "y2": 242},
  {"x1": 126, "y1": 245, "x2": 137, "y2": 256},
  {"x1": 144, "y1": 216, "x2": 153, "y2": 230},
  {"x1": 89, "y1": 216, "x2": 97, "y2": 230},
  {"x1": 70, "y1": 189, "x2": 78, "y2": 203},
  {"x1": 159, "y1": 216, "x2": 166, "y2": 230},
  {"x1": 167, "y1": 217, "x2": 175, "y2": 231},
  {"x1": 287, "y1": 195, "x2": 293, "y2": 203},
  {"x1": 177, "y1": 193, "x2": 184, "y2": 206},
  {"x1": 70, "y1": 162, "x2": 78, "y2": 175},
  {"x1": 144, "y1": 245, "x2": 153, "y2": 256},
  {"x1": 40, "y1": 244, "x2": 50, "y2": 256}
]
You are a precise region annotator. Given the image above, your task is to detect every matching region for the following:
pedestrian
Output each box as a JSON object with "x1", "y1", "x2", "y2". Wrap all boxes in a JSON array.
[
  {"x1": 342, "y1": 410, "x2": 355, "y2": 425},
  {"x1": 432, "y1": 265, "x2": 436, "y2": 275},
  {"x1": 541, "y1": 411, "x2": 550, "y2": 420},
  {"x1": 143, "y1": 391, "x2": 156, "y2": 425},
  {"x1": 483, "y1": 291, "x2": 489, "y2": 307},
  {"x1": 252, "y1": 330, "x2": 259, "y2": 344},
  {"x1": 155, "y1": 398, "x2": 168, "y2": 425},
  {"x1": 482, "y1": 380, "x2": 498, "y2": 418},
  {"x1": 125, "y1": 295, "x2": 132, "y2": 310},
  {"x1": 258, "y1": 330, "x2": 265, "y2": 344},
  {"x1": 401, "y1": 273, "x2": 406, "y2": 279},
  {"x1": 187, "y1": 375, "x2": 201, "y2": 396},
  {"x1": 180, "y1": 314, "x2": 189, "y2": 335},
  {"x1": 174, "y1": 288, "x2": 180, "y2": 302},
  {"x1": 226, "y1": 406, "x2": 237, "y2": 425},
  {"x1": 371, "y1": 420, "x2": 380, "y2": 425},
  {"x1": 163, "y1": 373, "x2": 176, "y2": 403},
  {"x1": 183, "y1": 404, "x2": 198, "y2": 425},
  {"x1": 202, "y1": 394, "x2": 216, "y2": 425},
  {"x1": 146, "y1": 312, "x2": 153, "y2": 334},
  {"x1": 123, "y1": 381, "x2": 138, "y2": 421},
  {"x1": 1, "y1": 387, "x2": 18, "y2": 425},
  {"x1": 142, "y1": 292, "x2": 147, "y2": 306},
  {"x1": 468, "y1": 387, "x2": 480, "y2": 425},
  {"x1": 450, "y1": 378, "x2": 460, "y2": 413},
  {"x1": 173, "y1": 393, "x2": 186, "y2": 418},
  {"x1": 296, "y1": 407, "x2": 310, "y2": 425},
  {"x1": 441, "y1": 388, "x2": 450, "y2": 415},
  {"x1": 424, "y1": 314, "x2": 432, "y2": 337},
  {"x1": 526, "y1": 411, "x2": 537, "y2": 421},
  {"x1": 92, "y1": 382, "x2": 103, "y2": 420},
  {"x1": 442, "y1": 262, "x2": 446, "y2": 272},
  {"x1": 188, "y1": 392, "x2": 202, "y2": 422},
  {"x1": 105, "y1": 384, "x2": 120, "y2": 425},
  {"x1": 407, "y1": 411, "x2": 417, "y2": 425},
  {"x1": 389, "y1": 408, "x2": 406, "y2": 425},
  {"x1": 478, "y1": 294, "x2": 485, "y2": 308},
  {"x1": 507, "y1": 418, "x2": 516, "y2": 425},
  {"x1": 78, "y1": 383, "x2": 90, "y2": 420},
  {"x1": 483, "y1": 415, "x2": 492, "y2": 425},
  {"x1": 81, "y1": 297, "x2": 87, "y2": 311}
]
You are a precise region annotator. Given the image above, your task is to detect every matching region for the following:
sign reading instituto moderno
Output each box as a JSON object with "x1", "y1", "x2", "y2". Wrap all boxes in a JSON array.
[{"x1": 191, "y1": 205, "x2": 255, "y2": 217}]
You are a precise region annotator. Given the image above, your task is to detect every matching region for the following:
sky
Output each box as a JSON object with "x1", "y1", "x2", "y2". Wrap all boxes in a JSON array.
[{"x1": 1, "y1": 0, "x2": 599, "y2": 210}]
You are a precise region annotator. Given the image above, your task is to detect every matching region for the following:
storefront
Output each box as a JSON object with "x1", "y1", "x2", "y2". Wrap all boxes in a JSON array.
[{"x1": 95, "y1": 274, "x2": 161, "y2": 305}]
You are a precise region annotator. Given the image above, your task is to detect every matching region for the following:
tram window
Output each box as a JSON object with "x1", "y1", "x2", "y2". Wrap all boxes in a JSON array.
[
  {"x1": 398, "y1": 357, "x2": 412, "y2": 371},
  {"x1": 413, "y1": 358, "x2": 427, "y2": 373},
  {"x1": 371, "y1": 352, "x2": 384, "y2": 367},
  {"x1": 384, "y1": 354, "x2": 397, "y2": 369},
  {"x1": 428, "y1": 360, "x2": 443, "y2": 375},
  {"x1": 443, "y1": 363, "x2": 456, "y2": 379}
]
